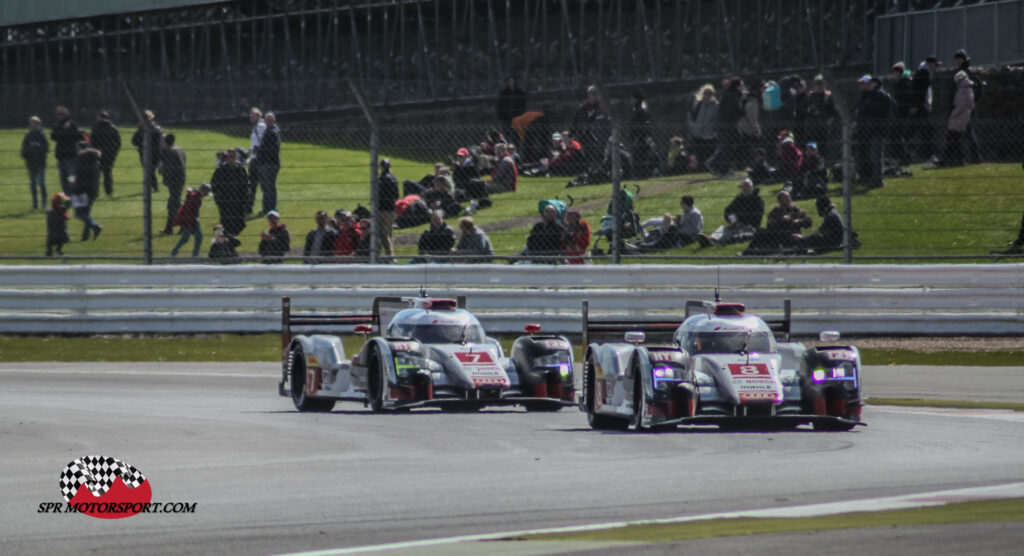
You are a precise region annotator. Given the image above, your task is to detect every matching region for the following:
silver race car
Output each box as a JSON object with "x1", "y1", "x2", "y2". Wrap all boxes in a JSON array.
[
  {"x1": 279, "y1": 296, "x2": 575, "y2": 412},
  {"x1": 580, "y1": 298, "x2": 864, "y2": 431}
]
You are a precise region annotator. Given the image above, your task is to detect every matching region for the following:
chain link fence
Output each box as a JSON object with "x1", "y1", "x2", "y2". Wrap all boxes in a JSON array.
[{"x1": 1, "y1": 72, "x2": 1022, "y2": 265}]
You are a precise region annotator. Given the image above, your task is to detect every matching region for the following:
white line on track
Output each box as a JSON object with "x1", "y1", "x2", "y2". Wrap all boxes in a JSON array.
[
  {"x1": 0, "y1": 368, "x2": 267, "y2": 378},
  {"x1": 275, "y1": 482, "x2": 1024, "y2": 556}
]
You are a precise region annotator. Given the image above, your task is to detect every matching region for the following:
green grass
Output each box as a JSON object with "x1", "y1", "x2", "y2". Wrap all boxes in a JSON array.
[
  {"x1": 866, "y1": 398, "x2": 1024, "y2": 411},
  {"x1": 517, "y1": 498, "x2": 1024, "y2": 543},
  {"x1": 858, "y1": 348, "x2": 1024, "y2": 367},
  {"x1": 2, "y1": 125, "x2": 1022, "y2": 262}
]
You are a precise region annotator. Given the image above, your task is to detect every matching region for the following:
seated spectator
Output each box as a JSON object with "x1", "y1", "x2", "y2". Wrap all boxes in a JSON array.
[
  {"x1": 776, "y1": 130, "x2": 803, "y2": 183},
  {"x1": 422, "y1": 177, "x2": 461, "y2": 217},
  {"x1": 453, "y1": 217, "x2": 493, "y2": 263},
  {"x1": 481, "y1": 143, "x2": 518, "y2": 195},
  {"x1": 562, "y1": 210, "x2": 591, "y2": 264},
  {"x1": 743, "y1": 190, "x2": 812, "y2": 255},
  {"x1": 677, "y1": 195, "x2": 704, "y2": 246},
  {"x1": 355, "y1": 218, "x2": 372, "y2": 261},
  {"x1": 394, "y1": 194, "x2": 432, "y2": 229},
  {"x1": 416, "y1": 211, "x2": 457, "y2": 262},
  {"x1": 303, "y1": 210, "x2": 338, "y2": 263},
  {"x1": 452, "y1": 147, "x2": 480, "y2": 193},
  {"x1": 792, "y1": 196, "x2": 846, "y2": 253},
  {"x1": 548, "y1": 131, "x2": 583, "y2": 176},
  {"x1": 666, "y1": 137, "x2": 696, "y2": 175},
  {"x1": 747, "y1": 148, "x2": 778, "y2": 185},
  {"x1": 404, "y1": 162, "x2": 455, "y2": 196},
  {"x1": 638, "y1": 213, "x2": 682, "y2": 252},
  {"x1": 793, "y1": 142, "x2": 828, "y2": 200},
  {"x1": 331, "y1": 209, "x2": 362, "y2": 260},
  {"x1": 209, "y1": 223, "x2": 241, "y2": 262},
  {"x1": 698, "y1": 179, "x2": 763, "y2": 247},
  {"x1": 258, "y1": 211, "x2": 290, "y2": 263},
  {"x1": 524, "y1": 205, "x2": 566, "y2": 262}
]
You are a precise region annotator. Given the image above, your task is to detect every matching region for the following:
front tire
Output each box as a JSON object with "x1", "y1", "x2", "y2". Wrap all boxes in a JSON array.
[
  {"x1": 585, "y1": 356, "x2": 628, "y2": 430},
  {"x1": 368, "y1": 349, "x2": 386, "y2": 413},
  {"x1": 629, "y1": 371, "x2": 649, "y2": 432},
  {"x1": 289, "y1": 347, "x2": 335, "y2": 412}
]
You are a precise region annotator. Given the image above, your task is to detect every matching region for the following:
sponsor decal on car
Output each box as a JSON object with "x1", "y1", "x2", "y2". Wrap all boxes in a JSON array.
[
  {"x1": 727, "y1": 363, "x2": 783, "y2": 403},
  {"x1": 650, "y1": 351, "x2": 682, "y2": 362},
  {"x1": 454, "y1": 351, "x2": 509, "y2": 387},
  {"x1": 539, "y1": 339, "x2": 570, "y2": 350},
  {"x1": 822, "y1": 349, "x2": 856, "y2": 361}
]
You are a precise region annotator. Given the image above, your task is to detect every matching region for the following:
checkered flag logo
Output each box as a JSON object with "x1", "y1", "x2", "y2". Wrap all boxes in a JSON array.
[{"x1": 59, "y1": 455, "x2": 147, "y2": 502}]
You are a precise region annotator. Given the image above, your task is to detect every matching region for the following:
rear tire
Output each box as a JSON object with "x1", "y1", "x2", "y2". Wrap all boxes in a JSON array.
[
  {"x1": 629, "y1": 372, "x2": 649, "y2": 432},
  {"x1": 585, "y1": 356, "x2": 628, "y2": 430},
  {"x1": 368, "y1": 349, "x2": 386, "y2": 413},
  {"x1": 289, "y1": 347, "x2": 335, "y2": 413}
]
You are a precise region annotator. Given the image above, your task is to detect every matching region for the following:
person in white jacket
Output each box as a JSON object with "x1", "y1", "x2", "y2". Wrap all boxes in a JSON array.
[{"x1": 941, "y1": 71, "x2": 975, "y2": 167}]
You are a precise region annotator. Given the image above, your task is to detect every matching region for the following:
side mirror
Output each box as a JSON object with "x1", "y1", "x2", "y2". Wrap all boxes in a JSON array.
[
  {"x1": 523, "y1": 323, "x2": 542, "y2": 335},
  {"x1": 624, "y1": 331, "x2": 646, "y2": 344},
  {"x1": 819, "y1": 330, "x2": 840, "y2": 342}
]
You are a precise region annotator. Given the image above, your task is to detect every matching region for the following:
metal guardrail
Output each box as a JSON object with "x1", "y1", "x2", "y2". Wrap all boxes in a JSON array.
[{"x1": 1, "y1": 264, "x2": 1022, "y2": 335}]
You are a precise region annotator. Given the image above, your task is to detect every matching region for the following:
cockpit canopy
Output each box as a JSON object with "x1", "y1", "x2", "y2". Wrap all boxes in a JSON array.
[
  {"x1": 385, "y1": 308, "x2": 486, "y2": 344},
  {"x1": 674, "y1": 314, "x2": 777, "y2": 354}
]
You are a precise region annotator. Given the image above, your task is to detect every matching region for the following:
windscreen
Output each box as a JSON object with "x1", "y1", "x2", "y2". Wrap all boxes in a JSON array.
[
  {"x1": 389, "y1": 323, "x2": 485, "y2": 344},
  {"x1": 682, "y1": 331, "x2": 775, "y2": 354}
]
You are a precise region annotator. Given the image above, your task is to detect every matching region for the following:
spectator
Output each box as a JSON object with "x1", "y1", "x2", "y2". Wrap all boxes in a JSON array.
[
  {"x1": 776, "y1": 130, "x2": 803, "y2": 183},
  {"x1": 794, "y1": 142, "x2": 828, "y2": 200},
  {"x1": 416, "y1": 211, "x2": 457, "y2": 262},
  {"x1": 951, "y1": 50, "x2": 981, "y2": 164},
  {"x1": 793, "y1": 196, "x2": 847, "y2": 253},
  {"x1": 483, "y1": 143, "x2": 518, "y2": 195},
  {"x1": 210, "y1": 149, "x2": 251, "y2": 237},
  {"x1": 45, "y1": 192, "x2": 70, "y2": 256},
  {"x1": 705, "y1": 77, "x2": 743, "y2": 177},
  {"x1": 780, "y1": 76, "x2": 809, "y2": 147},
  {"x1": 208, "y1": 224, "x2": 241, "y2": 263},
  {"x1": 743, "y1": 190, "x2": 812, "y2": 256},
  {"x1": 697, "y1": 178, "x2": 763, "y2": 247},
  {"x1": 405, "y1": 162, "x2": 454, "y2": 197},
  {"x1": 562, "y1": 210, "x2": 591, "y2": 264},
  {"x1": 629, "y1": 90, "x2": 657, "y2": 178},
  {"x1": 571, "y1": 85, "x2": 611, "y2": 170},
  {"x1": 747, "y1": 148, "x2": 778, "y2": 185},
  {"x1": 355, "y1": 218, "x2": 373, "y2": 261},
  {"x1": 423, "y1": 176, "x2": 460, "y2": 217},
  {"x1": 525, "y1": 205, "x2": 566, "y2": 262},
  {"x1": 255, "y1": 112, "x2": 281, "y2": 215},
  {"x1": 90, "y1": 111, "x2": 122, "y2": 197},
  {"x1": 130, "y1": 110, "x2": 163, "y2": 192},
  {"x1": 21, "y1": 116, "x2": 48, "y2": 209},
  {"x1": 170, "y1": 183, "x2": 211, "y2": 258},
  {"x1": 376, "y1": 158, "x2": 399, "y2": 258},
  {"x1": 452, "y1": 148, "x2": 480, "y2": 193},
  {"x1": 453, "y1": 217, "x2": 493, "y2": 263},
  {"x1": 258, "y1": 211, "x2": 290, "y2": 263},
  {"x1": 736, "y1": 79, "x2": 763, "y2": 171},
  {"x1": 51, "y1": 106, "x2": 82, "y2": 194},
  {"x1": 665, "y1": 137, "x2": 695, "y2": 176},
  {"x1": 687, "y1": 84, "x2": 718, "y2": 169},
  {"x1": 677, "y1": 195, "x2": 703, "y2": 246},
  {"x1": 638, "y1": 213, "x2": 683, "y2": 253},
  {"x1": 71, "y1": 141, "x2": 103, "y2": 241},
  {"x1": 941, "y1": 70, "x2": 975, "y2": 167},
  {"x1": 496, "y1": 76, "x2": 527, "y2": 138},
  {"x1": 853, "y1": 75, "x2": 894, "y2": 189},
  {"x1": 158, "y1": 134, "x2": 187, "y2": 235},
  {"x1": 247, "y1": 107, "x2": 267, "y2": 214},
  {"x1": 303, "y1": 210, "x2": 338, "y2": 263},
  {"x1": 331, "y1": 209, "x2": 363, "y2": 260},
  {"x1": 548, "y1": 132, "x2": 584, "y2": 176},
  {"x1": 889, "y1": 62, "x2": 915, "y2": 165},
  {"x1": 911, "y1": 56, "x2": 940, "y2": 161},
  {"x1": 805, "y1": 75, "x2": 839, "y2": 161}
]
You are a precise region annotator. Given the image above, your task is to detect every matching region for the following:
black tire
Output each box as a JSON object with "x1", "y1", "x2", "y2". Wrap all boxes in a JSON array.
[
  {"x1": 629, "y1": 371, "x2": 649, "y2": 432},
  {"x1": 585, "y1": 356, "x2": 628, "y2": 430},
  {"x1": 289, "y1": 347, "x2": 335, "y2": 412},
  {"x1": 368, "y1": 349, "x2": 386, "y2": 413}
]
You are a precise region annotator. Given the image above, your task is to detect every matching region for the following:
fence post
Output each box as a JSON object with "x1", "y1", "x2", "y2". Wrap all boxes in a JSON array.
[
  {"x1": 121, "y1": 81, "x2": 153, "y2": 264},
  {"x1": 349, "y1": 79, "x2": 379, "y2": 264},
  {"x1": 841, "y1": 122, "x2": 853, "y2": 264},
  {"x1": 592, "y1": 80, "x2": 620, "y2": 264}
]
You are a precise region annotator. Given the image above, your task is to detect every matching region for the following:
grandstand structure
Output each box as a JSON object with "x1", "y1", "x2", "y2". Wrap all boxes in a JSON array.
[{"x1": 0, "y1": 0, "x2": 1013, "y2": 126}]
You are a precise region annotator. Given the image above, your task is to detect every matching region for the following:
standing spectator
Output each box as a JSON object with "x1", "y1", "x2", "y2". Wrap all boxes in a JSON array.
[
  {"x1": 706, "y1": 77, "x2": 743, "y2": 177},
  {"x1": 805, "y1": 75, "x2": 839, "y2": 161},
  {"x1": 483, "y1": 144, "x2": 518, "y2": 195},
  {"x1": 629, "y1": 90, "x2": 657, "y2": 178},
  {"x1": 562, "y1": 210, "x2": 591, "y2": 264},
  {"x1": 677, "y1": 195, "x2": 704, "y2": 247},
  {"x1": 697, "y1": 179, "x2": 764, "y2": 247},
  {"x1": 736, "y1": 79, "x2": 763, "y2": 171},
  {"x1": 90, "y1": 111, "x2": 121, "y2": 197},
  {"x1": 941, "y1": 71, "x2": 975, "y2": 167},
  {"x1": 331, "y1": 209, "x2": 363, "y2": 260},
  {"x1": 525, "y1": 205, "x2": 566, "y2": 262},
  {"x1": 571, "y1": 85, "x2": 611, "y2": 170},
  {"x1": 71, "y1": 141, "x2": 103, "y2": 241},
  {"x1": 45, "y1": 192, "x2": 70, "y2": 256},
  {"x1": 780, "y1": 76, "x2": 809, "y2": 148},
  {"x1": 21, "y1": 116, "x2": 49, "y2": 209},
  {"x1": 158, "y1": 134, "x2": 187, "y2": 235},
  {"x1": 688, "y1": 84, "x2": 718, "y2": 169},
  {"x1": 453, "y1": 217, "x2": 493, "y2": 263},
  {"x1": 416, "y1": 211, "x2": 458, "y2": 262},
  {"x1": 743, "y1": 190, "x2": 812, "y2": 256},
  {"x1": 258, "y1": 211, "x2": 290, "y2": 263},
  {"x1": 208, "y1": 224, "x2": 241, "y2": 262},
  {"x1": 496, "y1": 76, "x2": 527, "y2": 140},
  {"x1": 952, "y1": 49, "x2": 981, "y2": 164},
  {"x1": 170, "y1": 183, "x2": 211, "y2": 258},
  {"x1": 889, "y1": 62, "x2": 915, "y2": 165},
  {"x1": 793, "y1": 196, "x2": 847, "y2": 253},
  {"x1": 247, "y1": 107, "x2": 267, "y2": 214},
  {"x1": 303, "y1": 210, "x2": 338, "y2": 263},
  {"x1": 130, "y1": 110, "x2": 163, "y2": 192},
  {"x1": 911, "y1": 56, "x2": 940, "y2": 161},
  {"x1": 51, "y1": 106, "x2": 82, "y2": 194},
  {"x1": 255, "y1": 112, "x2": 281, "y2": 215},
  {"x1": 853, "y1": 75, "x2": 894, "y2": 189},
  {"x1": 376, "y1": 158, "x2": 399, "y2": 259},
  {"x1": 210, "y1": 149, "x2": 251, "y2": 237}
]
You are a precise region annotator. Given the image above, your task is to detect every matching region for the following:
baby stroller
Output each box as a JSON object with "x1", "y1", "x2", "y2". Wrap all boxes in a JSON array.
[{"x1": 591, "y1": 186, "x2": 645, "y2": 256}]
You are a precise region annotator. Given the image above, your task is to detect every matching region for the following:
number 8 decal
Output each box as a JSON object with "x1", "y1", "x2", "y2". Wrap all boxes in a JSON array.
[{"x1": 738, "y1": 365, "x2": 761, "y2": 375}]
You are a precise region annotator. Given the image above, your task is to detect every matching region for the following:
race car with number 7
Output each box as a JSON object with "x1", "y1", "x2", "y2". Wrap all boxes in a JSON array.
[{"x1": 279, "y1": 296, "x2": 576, "y2": 412}]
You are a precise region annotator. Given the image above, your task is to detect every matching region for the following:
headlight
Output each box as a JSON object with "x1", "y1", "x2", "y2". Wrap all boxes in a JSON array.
[
  {"x1": 652, "y1": 366, "x2": 676, "y2": 379},
  {"x1": 812, "y1": 369, "x2": 826, "y2": 383},
  {"x1": 533, "y1": 353, "x2": 569, "y2": 367},
  {"x1": 558, "y1": 363, "x2": 571, "y2": 377}
]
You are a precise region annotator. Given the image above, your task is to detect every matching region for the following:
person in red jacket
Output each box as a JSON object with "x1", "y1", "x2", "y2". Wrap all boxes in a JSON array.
[
  {"x1": 562, "y1": 210, "x2": 591, "y2": 264},
  {"x1": 331, "y1": 209, "x2": 363, "y2": 261},
  {"x1": 776, "y1": 130, "x2": 803, "y2": 182},
  {"x1": 170, "y1": 183, "x2": 211, "y2": 258}
]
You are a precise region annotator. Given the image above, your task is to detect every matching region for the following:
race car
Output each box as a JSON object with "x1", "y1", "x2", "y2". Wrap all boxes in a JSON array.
[
  {"x1": 580, "y1": 298, "x2": 864, "y2": 431},
  {"x1": 278, "y1": 296, "x2": 575, "y2": 412}
]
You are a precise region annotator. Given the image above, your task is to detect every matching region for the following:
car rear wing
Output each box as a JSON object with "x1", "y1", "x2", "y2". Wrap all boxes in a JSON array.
[
  {"x1": 581, "y1": 300, "x2": 683, "y2": 346},
  {"x1": 683, "y1": 298, "x2": 792, "y2": 341}
]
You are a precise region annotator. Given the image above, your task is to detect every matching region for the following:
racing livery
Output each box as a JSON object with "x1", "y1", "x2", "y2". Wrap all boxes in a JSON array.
[
  {"x1": 581, "y1": 299, "x2": 864, "y2": 431},
  {"x1": 279, "y1": 296, "x2": 575, "y2": 412}
]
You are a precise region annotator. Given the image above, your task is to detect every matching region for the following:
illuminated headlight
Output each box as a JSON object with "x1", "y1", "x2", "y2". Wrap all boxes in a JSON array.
[
  {"x1": 533, "y1": 354, "x2": 569, "y2": 368},
  {"x1": 558, "y1": 363, "x2": 571, "y2": 377},
  {"x1": 652, "y1": 366, "x2": 676, "y2": 379},
  {"x1": 812, "y1": 369, "x2": 826, "y2": 383}
]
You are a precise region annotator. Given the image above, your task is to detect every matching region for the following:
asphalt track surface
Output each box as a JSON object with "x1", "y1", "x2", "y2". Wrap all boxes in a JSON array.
[{"x1": 1, "y1": 362, "x2": 1022, "y2": 556}]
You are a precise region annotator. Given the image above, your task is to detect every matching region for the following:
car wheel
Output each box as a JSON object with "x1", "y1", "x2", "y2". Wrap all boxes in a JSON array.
[
  {"x1": 368, "y1": 349, "x2": 386, "y2": 413},
  {"x1": 289, "y1": 347, "x2": 335, "y2": 412},
  {"x1": 585, "y1": 356, "x2": 627, "y2": 431},
  {"x1": 629, "y1": 371, "x2": 649, "y2": 432}
]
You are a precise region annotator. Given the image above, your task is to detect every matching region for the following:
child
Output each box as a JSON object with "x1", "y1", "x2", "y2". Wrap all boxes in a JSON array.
[
  {"x1": 45, "y1": 192, "x2": 71, "y2": 256},
  {"x1": 170, "y1": 183, "x2": 212, "y2": 257},
  {"x1": 208, "y1": 223, "x2": 241, "y2": 262}
]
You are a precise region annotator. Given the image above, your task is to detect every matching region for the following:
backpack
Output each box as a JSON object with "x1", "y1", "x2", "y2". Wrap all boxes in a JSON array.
[{"x1": 762, "y1": 81, "x2": 783, "y2": 111}]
